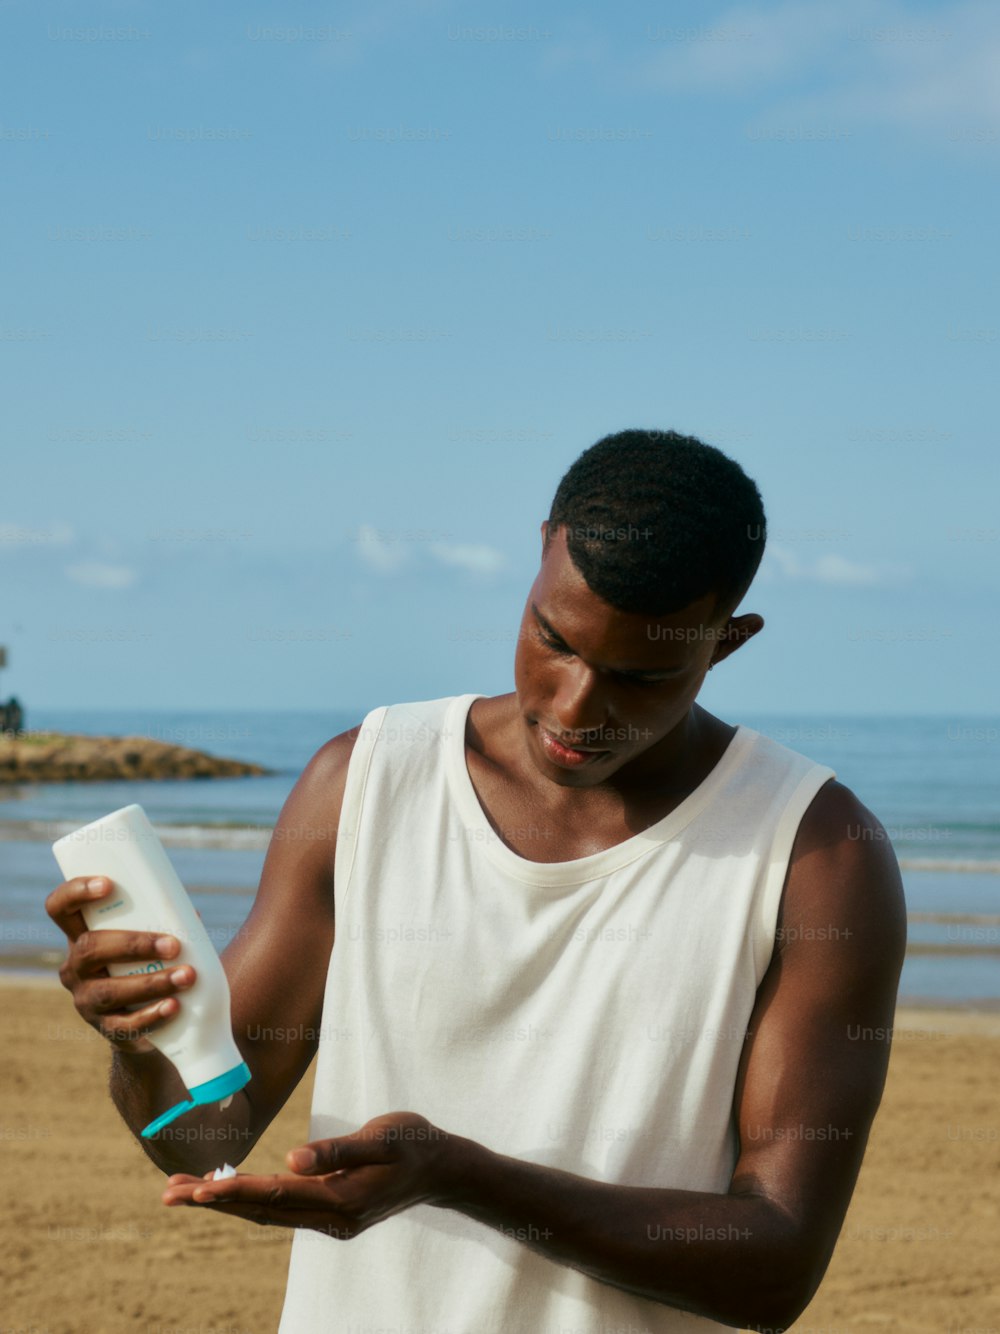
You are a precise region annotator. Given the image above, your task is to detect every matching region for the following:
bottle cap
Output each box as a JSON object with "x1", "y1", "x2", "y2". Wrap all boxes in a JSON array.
[{"x1": 141, "y1": 1061, "x2": 252, "y2": 1138}]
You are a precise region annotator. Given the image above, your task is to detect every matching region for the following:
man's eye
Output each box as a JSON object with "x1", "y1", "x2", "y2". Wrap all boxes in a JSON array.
[
  {"x1": 621, "y1": 668, "x2": 683, "y2": 686},
  {"x1": 538, "y1": 628, "x2": 572, "y2": 655},
  {"x1": 538, "y1": 627, "x2": 668, "y2": 683}
]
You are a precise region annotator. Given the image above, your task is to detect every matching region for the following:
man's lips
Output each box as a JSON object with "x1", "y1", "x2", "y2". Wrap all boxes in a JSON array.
[
  {"x1": 546, "y1": 732, "x2": 605, "y2": 752},
  {"x1": 536, "y1": 725, "x2": 611, "y2": 764}
]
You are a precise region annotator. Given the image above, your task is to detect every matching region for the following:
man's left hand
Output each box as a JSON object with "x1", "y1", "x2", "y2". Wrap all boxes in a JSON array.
[{"x1": 161, "y1": 1110, "x2": 454, "y2": 1239}]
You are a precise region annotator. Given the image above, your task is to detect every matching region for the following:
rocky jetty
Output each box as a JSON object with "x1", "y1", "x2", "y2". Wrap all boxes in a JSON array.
[{"x1": 0, "y1": 732, "x2": 272, "y2": 783}]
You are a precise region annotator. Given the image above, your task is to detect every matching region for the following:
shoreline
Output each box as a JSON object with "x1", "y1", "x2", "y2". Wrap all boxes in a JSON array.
[{"x1": 10, "y1": 969, "x2": 1000, "y2": 1032}]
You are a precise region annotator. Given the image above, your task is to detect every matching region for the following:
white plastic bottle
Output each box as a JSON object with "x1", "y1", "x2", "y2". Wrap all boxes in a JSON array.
[{"x1": 52, "y1": 803, "x2": 251, "y2": 1138}]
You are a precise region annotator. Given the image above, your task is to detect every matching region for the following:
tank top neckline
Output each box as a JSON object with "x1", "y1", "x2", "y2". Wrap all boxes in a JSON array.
[{"x1": 443, "y1": 692, "x2": 756, "y2": 887}]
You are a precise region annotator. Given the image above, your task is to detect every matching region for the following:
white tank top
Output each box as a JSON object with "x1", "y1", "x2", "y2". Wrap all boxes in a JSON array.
[{"x1": 278, "y1": 693, "x2": 836, "y2": 1333}]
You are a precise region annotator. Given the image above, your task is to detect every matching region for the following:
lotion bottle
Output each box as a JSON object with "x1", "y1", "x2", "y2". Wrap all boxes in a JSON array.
[{"x1": 52, "y1": 803, "x2": 251, "y2": 1138}]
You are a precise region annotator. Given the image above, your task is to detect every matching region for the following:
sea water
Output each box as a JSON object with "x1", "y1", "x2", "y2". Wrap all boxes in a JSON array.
[{"x1": 2, "y1": 706, "x2": 997, "y2": 1007}]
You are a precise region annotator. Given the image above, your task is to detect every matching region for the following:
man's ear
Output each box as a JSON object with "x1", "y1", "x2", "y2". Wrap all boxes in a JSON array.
[
  {"x1": 709, "y1": 613, "x2": 765, "y2": 668},
  {"x1": 540, "y1": 519, "x2": 549, "y2": 551}
]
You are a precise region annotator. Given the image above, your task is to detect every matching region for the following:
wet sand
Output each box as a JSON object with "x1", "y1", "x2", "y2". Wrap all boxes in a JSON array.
[{"x1": 2, "y1": 976, "x2": 997, "y2": 1333}]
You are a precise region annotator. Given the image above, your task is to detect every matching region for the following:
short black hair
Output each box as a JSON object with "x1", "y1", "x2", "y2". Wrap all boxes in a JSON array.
[{"x1": 545, "y1": 428, "x2": 766, "y2": 619}]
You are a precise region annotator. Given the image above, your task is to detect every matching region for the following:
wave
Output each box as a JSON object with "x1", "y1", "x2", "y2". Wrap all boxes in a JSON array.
[
  {"x1": 898, "y1": 858, "x2": 1000, "y2": 874},
  {"x1": 0, "y1": 818, "x2": 272, "y2": 851},
  {"x1": 4, "y1": 818, "x2": 1000, "y2": 868}
]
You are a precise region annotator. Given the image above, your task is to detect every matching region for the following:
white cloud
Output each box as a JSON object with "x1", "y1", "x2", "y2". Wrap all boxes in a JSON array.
[
  {"x1": 762, "y1": 544, "x2": 804, "y2": 579},
  {"x1": 778, "y1": 9, "x2": 1000, "y2": 135},
  {"x1": 428, "y1": 542, "x2": 507, "y2": 576},
  {"x1": 635, "y1": 0, "x2": 849, "y2": 93},
  {"x1": 354, "y1": 523, "x2": 409, "y2": 574},
  {"x1": 65, "y1": 562, "x2": 138, "y2": 589},
  {"x1": 629, "y1": 0, "x2": 1000, "y2": 139},
  {"x1": 760, "y1": 544, "x2": 909, "y2": 587},
  {"x1": 813, "y1": 553, "x2": 883, "y2": 586},
  {"x1": 0, "y1": 521, "x2": 74, "y2": 547}
]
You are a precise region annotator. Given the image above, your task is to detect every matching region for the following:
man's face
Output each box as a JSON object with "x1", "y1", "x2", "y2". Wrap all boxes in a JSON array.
[{"x1": 513, "y1": 523, "x2": 754, "y2": 788}]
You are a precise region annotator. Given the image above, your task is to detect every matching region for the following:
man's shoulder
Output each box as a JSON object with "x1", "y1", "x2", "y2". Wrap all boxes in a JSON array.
[
  {"x1": 308, "y1": 694, "x2": 480, "y2": 778},
  {"x1": 375, "y1": 693, "x2": 476, "y2": 746},
  {"x1": 790, "y1": 777, "x2": 895, "y2": 863},
  {"x1": 730, "y1": 718, "x2": 835, "y2": 776},
  {"x1": 294, "y1": 695, "x2": 475, "y2": 830},
  {"x1": 696, "y1": 707, "x2": 836, "y2": 783},
  {"x1": 777, "y1": 777, "x2": 907, "y2": 958}
]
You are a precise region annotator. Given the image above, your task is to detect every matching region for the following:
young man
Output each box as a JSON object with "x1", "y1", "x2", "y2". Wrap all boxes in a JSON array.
[{"x1": 47, "y1": 429, "x2": 907, "y2": 1332}]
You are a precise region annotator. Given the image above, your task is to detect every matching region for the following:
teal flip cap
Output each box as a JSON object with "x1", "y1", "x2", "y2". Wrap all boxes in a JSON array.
[{"x1": 141, "y1": 1061, "x2": 252, "y2": 1138}]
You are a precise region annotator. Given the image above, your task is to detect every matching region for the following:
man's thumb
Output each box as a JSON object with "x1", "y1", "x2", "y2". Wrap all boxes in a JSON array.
[{"x1": 287, "y1": 1128, "x2": 389, "y2": 1175}]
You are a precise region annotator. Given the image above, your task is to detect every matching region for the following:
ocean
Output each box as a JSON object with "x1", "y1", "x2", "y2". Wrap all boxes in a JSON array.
[{"x1": 2, "y1": 706, "x2": 998, "y2": 1008}]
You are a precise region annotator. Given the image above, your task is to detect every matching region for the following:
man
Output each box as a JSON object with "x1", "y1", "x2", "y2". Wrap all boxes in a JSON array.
[{"x1": 47, "y1": 429, "x2": 907, "y2": 1332}]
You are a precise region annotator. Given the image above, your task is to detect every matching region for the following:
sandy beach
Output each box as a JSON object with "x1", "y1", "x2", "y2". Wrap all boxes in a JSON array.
[{"x1": 2, "y1": 975, "x2": 998, "y2": 1333}]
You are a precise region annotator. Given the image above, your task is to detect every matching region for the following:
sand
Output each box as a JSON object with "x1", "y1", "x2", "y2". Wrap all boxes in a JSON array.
[{"x1": 2, "y1": 977, "x2": 998, "y2": 1333}]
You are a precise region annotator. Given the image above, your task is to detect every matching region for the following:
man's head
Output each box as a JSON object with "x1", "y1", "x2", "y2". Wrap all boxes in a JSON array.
[
  {"x1": 513, "y1": 428, "x2": 767, "y2": 787},
  {"x1": 544, "y1": 427, "x2": 766, "y2": 623}
]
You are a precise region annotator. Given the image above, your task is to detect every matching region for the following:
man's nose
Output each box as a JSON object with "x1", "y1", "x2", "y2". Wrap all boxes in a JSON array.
[{"x1": 550, "y1": 662, "x2": 610, "y2": 739}]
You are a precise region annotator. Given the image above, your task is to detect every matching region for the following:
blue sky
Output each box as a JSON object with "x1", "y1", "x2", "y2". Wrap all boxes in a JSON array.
[{"x1": 3, "y1": 0, "x2": 997, "y2": 717}]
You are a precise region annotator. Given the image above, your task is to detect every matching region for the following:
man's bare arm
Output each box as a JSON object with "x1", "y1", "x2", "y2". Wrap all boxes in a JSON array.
[
  {"x1": 432, "y1": 781, "x2": 907, "y2": 1330},
  {"x1": 111, "y1": 726, "x2": 360, "y2": 1174},
  {"x1": 48, "y1": 725, "x2": 360, "y2": 1177}
]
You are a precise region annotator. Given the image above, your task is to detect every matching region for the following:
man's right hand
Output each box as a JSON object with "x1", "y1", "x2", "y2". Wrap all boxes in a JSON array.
[
  {"x1": 44, "y1": 723, "x2": 358, "y2": 1173},
  {"x1": 45, "y1": 876, "x2": 196, "y2": 1054}
]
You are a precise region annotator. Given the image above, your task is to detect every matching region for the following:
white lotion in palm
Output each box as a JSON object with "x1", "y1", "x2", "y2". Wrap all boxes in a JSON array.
[{"x1": 52, "y1": 803, "x2": 251, "y2": 1137}]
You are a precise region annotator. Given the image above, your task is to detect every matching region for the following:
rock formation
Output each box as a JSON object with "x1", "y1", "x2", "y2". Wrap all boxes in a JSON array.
[{"x1": 0, "y1": 732, "x2": 272, "y2": 783}]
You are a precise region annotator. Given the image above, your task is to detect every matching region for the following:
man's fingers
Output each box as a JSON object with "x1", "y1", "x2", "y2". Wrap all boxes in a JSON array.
[
  {"x1": 53, "y1": 928, "x2": 194, "y2": 1051},
  {"x1": 161, "y1": 1193, "x2": 359, "y2": 1237},
  {"x1": 73, "y1": 927, "x2": 182, "y2": 978},
  {"x1": 72, "y1": 959, "x2": 194, "y2": 1046},
  {"x1": 160, "y1": 1176, "x2": 361, "y2": 1235},
  {"x1": 46, "y1": 877, "x2": 185, "y2": 973},
  {"x1": 80, "y1": 964, "x2": 191, "y2": 1013},
  {"x1": 164, "y1": 1173, "x2": 289, "y2": 1205},
  {"x1": 92, "y1": 998, "x2": 180, "y2": 1044},
  {"x1": 45, "y1": 877, "x2": 197, "y2": 1054},
  {"x1": 45, "y1": 876, "x2": 113, "y2": 941}
]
